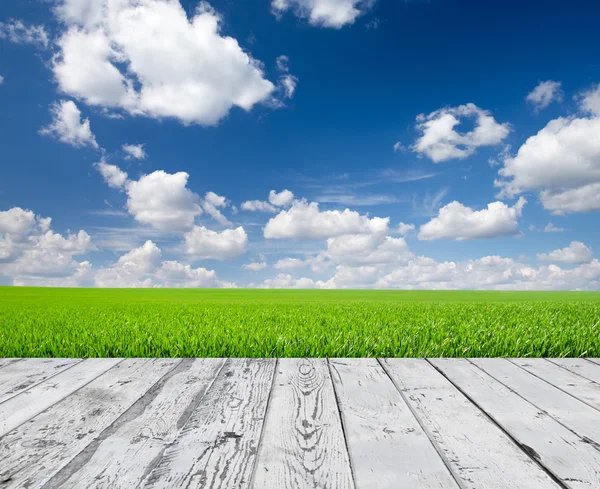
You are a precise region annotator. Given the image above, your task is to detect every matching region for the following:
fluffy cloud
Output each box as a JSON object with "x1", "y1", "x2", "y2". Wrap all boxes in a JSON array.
[
  {"x1": 184, "y1": 226, "x2": 248, "y2": 260},
  {"x1": 259, "y1": 273, "x2": 316, "y2": 289},
  {"x1": 264, "y1": 199, "x2": 388, "y2": 239},
  {"x1": 274, "y1": 257, "x2": 307, "y2": 270},
  {"x1": 96, "y1": 161, "x2": 129, "y2": 189},
  {"x1": 240, "y1": 200, "x2": 278, "y2": 213},
  {"x1": 413, "y1": 103, "x2": 510, "y2": 163},
  {"x1": 495, "y1": 111, "x2": 600, "y2": 214},
  {"x1": 418, "y1": 197, "x2": 526, "y2": 241},
  {"x1": 271, "y1": 0, "x2": 374, "y2": 28},
  {"x1": 543, "y1": 222, "x2": 564, "y2": 233},
  {"x1": 51, "y1": 0, "x2": 276, "y2": 125},
  {"x1": 39, "y1": 100, "x2": 99, "y2": 149},
  {"x1": 0, "y1": 19, "x2": 49, "y2": 47},
  {"x1": 126, "y1": 170, "x2": 202, "y2": 232},
  {"x1": 577, "y1": 84, "x2": 600, "y2": 116},
  {"x1": 397, "y1": 222, "x2": 415, "y2": 236},
  {"x1": 243, "y1": 261, "x2": 268, "y2": 271},
  {"x1": 122, "y1": 143, "x2": 147, "y2": 160},
  {"x1": 269, "y1": 189, "x2": 294, "y2": 206},
  {"x1": 201, "y1": 192, "x2": 232, "y2": 227},
  {"x1": 526, "y1": 80, "x2": 563, "y2": 111},
  {"x1": 537, "y1": 241, "x2": 593, "y2": 264}
]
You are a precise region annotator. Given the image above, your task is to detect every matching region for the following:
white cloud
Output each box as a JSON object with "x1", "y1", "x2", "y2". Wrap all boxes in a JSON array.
[
  {"x1": 413, "y1": 103, "x2": 510, "y2": 163},
  {"x1": 0, "y1": 19, "x2": 49, "y2": 47},
  {"x1": 397, "y1": 222, "x2": 415, "y2": 236},
  {"x1": 543, "y1": 222, "x2": 564, "y2": 233},
  {"x1": 264, "y1": 199, "x2": 389, "y2": 239},
  {"x1": 122, "y1": 143, "x2": 147, "y2": 160},
  {"x1": 243, "y1": 261, "x2": 268, "y2": 271},
  {"x1": 240, "y1": 200, "x2": 278, "y2": 213},
  {"x1": 39, "y1": 100, "x2": 99, "y2": 149},
  {"x1": 526, "y1": 80, "x2": 563, "y2": 111},
  {"x1": 576, "y1": 84, "x2": 600, "y2": 116},
  {"x1": 0, "y1": 75, "x2": 4, "y2": 84},
  {"x1": 275, "y1": 55, "x2": 298, "y2": 99},
  {"x1": 495, "y1": 111, "x2": 600, "y2": 214},
  {"x1": 184, "y1": 226, "x2": 248, "y2": 260},
  {"x1": 201, "y1": 192, "x2": 232, "y2": 227},
  {"x1": 537, "y1": 241, "x2": 593, "y2": 265},
  {"x1": 259, "y1": 273, "x2": 317, "y2": 289},
  {"x1": 52, "y1": 0, "x2": 276, "y2": 126},
  {"x1": 271, "y1": 0, "x2": 374, "y2": 28},
  {"x1": 269, "y1": 189, "x2": 294, "y2": 206},
  {"x1": 96, "y1": 161, "x2": 129, "y2": 189},
  {"x1": 418, "y1": 197, "x2": 526, "y2": 241},
  {"x1": 274, "y1": 257, "x2": 307, "y2": 270},
  {"x1": 125, "y1": 170, "x2": 202, "y2": 232},
  {"x1": 393, "y1": 142, "x2": 406, "y2": 153}
]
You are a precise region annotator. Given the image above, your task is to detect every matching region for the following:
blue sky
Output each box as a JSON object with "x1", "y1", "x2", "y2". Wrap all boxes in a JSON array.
[{"x1": 1, "y1": 0, "x2": 599, "y2": 289}]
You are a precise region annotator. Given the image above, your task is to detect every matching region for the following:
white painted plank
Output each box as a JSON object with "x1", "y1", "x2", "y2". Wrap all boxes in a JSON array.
[
  {"x1": 381, "y1": 358, "x2": 561, "y2": 489},
  {"x1": 472, "y1": 358, "x2": 600, "y2": 443},
  {"x1": 0, "y1": 358, "x2": 123, "y2": 437},
  {"x1": 330, "y1": 358, "x2": 459, "y2": 489},
  {"x1": 432, "y1": 358, "x2": 600, "y2": 489},
  {"x1": 512, "y1": 359, "x2": 600, "y2": 412},
  {"x1": 250, "y1": 358, "x2": 354, "y2": 489},
  {"x1": 0, "y1": 359, "x2": 21, "y2": 369},
  {"x1": 0, "y1": 358, "x2": 180, "y2": 489},
  {"x1": 43, "y1": 358, "x2": 225, "y2": 489},
  {"x1": 586, "y1": 358, "x2": 600, "y2": 366},
  {"x1": 0, "y1": 358, "x2": 82, "y2": 404},
  {"x1": 143, "y1": 358, "x2": 276, "y2": 489},
  {"x1": 548, "y1": 358, "x2": 600, "y2": 383}
]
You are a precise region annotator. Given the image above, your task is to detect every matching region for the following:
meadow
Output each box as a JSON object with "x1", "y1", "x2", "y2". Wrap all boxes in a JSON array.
[{"x1": 1, "y1": 287, "x2": 599, "y2": 357}]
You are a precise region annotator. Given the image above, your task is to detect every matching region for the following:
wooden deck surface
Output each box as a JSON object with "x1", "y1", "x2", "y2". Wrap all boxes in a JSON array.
[{"x1": 1, "y1": 358, "x2": 600, "y2": 488}]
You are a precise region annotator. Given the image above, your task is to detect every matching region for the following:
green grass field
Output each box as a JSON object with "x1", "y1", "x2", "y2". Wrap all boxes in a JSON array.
[{"x1": 1, "y1": 287, "x2": 599, "y2": 357}]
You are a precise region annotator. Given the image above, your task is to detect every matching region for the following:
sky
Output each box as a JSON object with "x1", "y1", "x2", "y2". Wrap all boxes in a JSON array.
[{"x1": 0, "y1": 0, "x2": 599, "y2": 289}]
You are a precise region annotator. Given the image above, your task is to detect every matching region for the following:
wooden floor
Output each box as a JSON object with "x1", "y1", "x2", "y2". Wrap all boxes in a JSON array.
[{"x1": 1, "y1": 359, "x2": 600, "y2": 488}]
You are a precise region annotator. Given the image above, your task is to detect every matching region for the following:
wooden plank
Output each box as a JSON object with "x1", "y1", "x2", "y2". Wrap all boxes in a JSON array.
[
  {"x1": 432, "y1": 358, "x2": 600, "y2": 489},
  {"x1": 472, "y1": 358, "x2": 600, "y2": 443},
  {"x1": 0, "y1": 358, "x2": 21, "y2": 369},
  {"x1": 586, "y1": 358, "x2": 600, "y2": 366},
  {"x1": 0, "y1": 358, "x2": 82, "y2": 404},
  {"x1": 0, "y1": 358, "x2": 123, "y2": 437},
  {"x1": 381, "y1": 358, "x2": 561, "y2": 489},
  {"x1": 42, "y1": 358, "x2": 224, "y2": 489},
  {"x1": 511, "y1": 359, "x2": 600, "y2": 412},
  {"x1": 548, "y1": 358, "x2": 600, "y2": 383},
  {"x1": 330, "y1": 358, "x2": 459, "y2": 489},
  {"x1": 0, "y1": 358, "x2": 180, "y2": 489},
  {"x1": 250, "y1": 358, "x2": 354, "y2": 489},
  {"x1": 142, "y1": 358, "x2": 276, "y2": 489}
]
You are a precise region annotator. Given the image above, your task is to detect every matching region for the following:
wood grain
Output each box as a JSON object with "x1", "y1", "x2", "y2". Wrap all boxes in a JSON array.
[
  {"x1": 330, "y1": 358, "x2": 459, "y2": 489},
  {"x1": 251, "y1": 358, "x2": 355, "y2": 489},
  {"x1": 142, "y1": 358, "x2": 276, "y2": 489},
  {"x1": 0, "y1": 359, "x2": 21, "y2": 369},
  {"x1": 0, "y1": 358, "x2": 81, "y2": 404},
  {"x1": 382, "y1": 358, "x2": 561, "y2": 489},
  {"x1": 0, "y1": 358, "x2": 180, "y2": 489},
  {"x1": 548, "y1": 358, "x2": 600, "y2": 383},
  {"x1": 432, "y1": 358, "x2": 600, "y2": 489}
]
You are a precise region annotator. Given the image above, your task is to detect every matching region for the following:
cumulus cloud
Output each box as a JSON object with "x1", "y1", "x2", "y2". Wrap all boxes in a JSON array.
[
  {"x1": 537, "y1": 241, "x2": 593, "y2": 264},
  {"x1": 184, "y1": 226, "x2": 248, "y2": 260},
  {"x1": 269, "y1": 189, "x2": 294, "y2": 206},
  {"x1": 259, "y1": 273, "x2": 316, "y2": 289},
  {"x1": 243, "y1": 261, "x2": 268, "y2": 271},
  {"x1": 274, "y1": 257, "x2": 308, "y2": 270},
  {"x1": 0, "y1": 19, "x2": 49, "y2": 47},
  {"x1": 495, "y1": 107, "x2": 600, "y2": 214},
  {"x1": 122, "y1": 143, "x2": 147, "y2": 160},
  {"x1": 201, "y1": 192, "x2": 232, "y2": 227},
  {"x1": 576, "y1": 84, "x2": 600, "y2": 116},
  {"x1": 51, "y1": 0, "x2": 277, "y2": 125},
  {"x1": 240, "y1": 200, "x2": 278, "y2": 213},
  {"x1": 526, "y1": 80, "x2": 563, "y2": 111},
  {"x1": 271, "y1": 0, "x2": 374, "y2": 28},
  {"x1": 418, "y1": 197, "x2": 526, "y2": 241},
  {"x1": 413, "y1": 103, "x2": 510, "y2": 163},
  {"x1": 96, "y1": 161, "x2": 129, "y2": 189},
  {"x1": 39, "y1": 100, "x2": 99, "y2": 149},
  {"x1": 397, "y1": 222, "x2": 415, "y2": 236},
  {"x1": 543, "y1": 222, "x2": 564, "y2": 233},
  {"x1": 264, "y1": 199, "x2": 389, "y2": 239}
]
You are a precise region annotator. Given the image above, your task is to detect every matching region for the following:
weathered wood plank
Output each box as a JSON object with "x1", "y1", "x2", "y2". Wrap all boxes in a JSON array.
[
  {"x1": 511, "y1": 358, "x2": 600, "y2": 412},
  {"x1": 330, "y1": 358, "x2": 459, "y2": 489},
  {"x1": 586, "y1": 358, "x2": 600, "y2": 366},
  {"x1": 142, "y1": 358, "x2": 276, "y2": 489},
  {"x1": 432, "y1": 358, "x2": 600, "y2": 489},
  {"x1": 0, "y1": 359, "x2": 21, "y2": 369},
  {"x1": 251, "y1": 358, "x2": 354, "y2": 489},
  {"x1": 472, "y1": 358, "x2": 600, "y2": 443},
  {"x1": 381, "y1": 358, "x2": 561, "y2": 489},
  {"x1": 43, "y1": 358, "x2": 224, "y2": 489},
  {"x1": 0, "y1": 358, "x2": 123, "y2": 437},
  {"x1": 548, "y1": 358, "x2": 600, "y2": 383},
  {"x1": 0, "y1": 358, "x2": 82, "y2": 404},
  {"x1": 0, "y1": 358, "x2": 180, "y2": 489}
]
